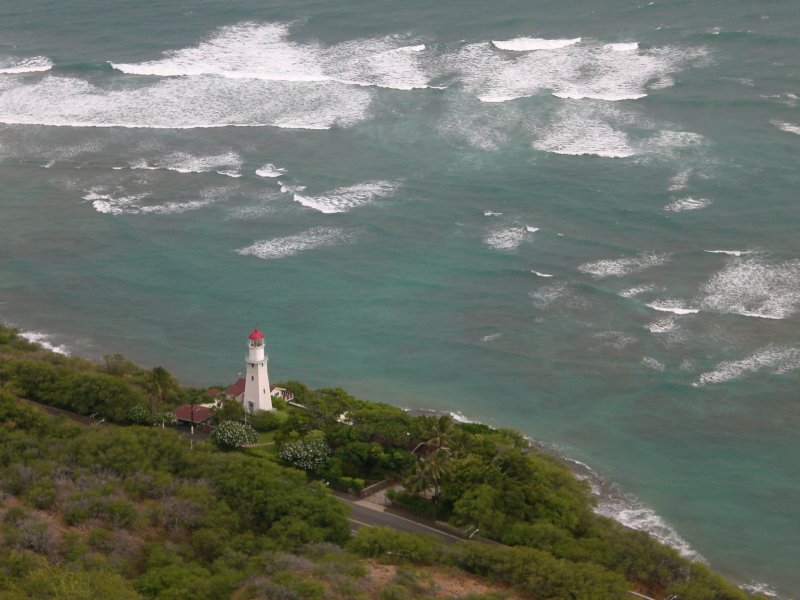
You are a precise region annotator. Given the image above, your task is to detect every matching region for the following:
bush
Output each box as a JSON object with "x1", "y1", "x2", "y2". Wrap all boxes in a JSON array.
[
  {"x1": 250, "y1": 410, "x2": 283, "y2": 432},
  {"x1": 348, "y1": 527, "x2": 440, "y2": 563},
  {"x1": 279, "y1": 434, "x2": 331, "y2": 472},
  {"x1": 212, "y1": 421, "x2": 258, "y2": 449}
]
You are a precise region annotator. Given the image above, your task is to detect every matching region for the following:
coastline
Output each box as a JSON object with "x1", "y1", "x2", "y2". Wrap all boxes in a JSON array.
[{"x1": 3, "y1": 323, "x2": 782, "y2": 598}]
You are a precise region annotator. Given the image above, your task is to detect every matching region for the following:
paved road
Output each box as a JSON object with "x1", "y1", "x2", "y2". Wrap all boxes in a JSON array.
[{"x1": 333, "y1": 494, "x2": 464, "y2": 544}]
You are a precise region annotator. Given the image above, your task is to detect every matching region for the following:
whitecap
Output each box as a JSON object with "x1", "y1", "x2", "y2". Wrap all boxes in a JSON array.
[
  {"x1": 704, "y1": 250, "x2": 751, "y2": 257},
  {"x1": 531, "y1": 270, "x2": 553, "y2": 278},
  {"x1": 663, "y1": 197, "x2": 711, "y2": 212},
  {"x1": 0, "y1": 56, "x2": 53, "y2": 74},
  {"x1": 534, "y1": 105, "x2": 636, "y2": 157},
  {"x1": 491, "y1": 37, "x2": 581, "y2": 51},
  {"x1": 668, "y1": 168, "x2": 692, "y2": 191},
  {"x1": 700, "y1": 257, "x2": 800, "y2": 320},
  {"x1": 0, "y1": 75, "x2": 372, "y2": 130},
  {"x1": 480, "y1": 333, "x2": 502, "y2": 342},
  {"x1": 85, "y1": 186, "x2": 226, "y2": 215},
  {"x1": 694, "y1": 346, "x2": 800, "y2": 386},
  {"x1": 642, "y1": 356, "x2": 665, "y2": 371},
  {"x1": 603, "y1": 42, "x2": 639, "y2": 52},
  {"x1": 483, "y1": 210, "x2": 503, "y2": 216},
  {"x1": 772, "y1": 120, "x2": 800, "y2": 136},
  {"x1": 255, "y1": 163, "x2": 286, "y2": 178},
  {"x1": 579, "y1": 252, "x2": 671, "y2": 278},
  {"x1": 485, "y1": 226, "x2": 529, "y2": 250},
  {"x1": 131, "y1": 151, "x2": 242, "y2": 177},
  {"x1": 237, "y1": 227, "x2": 354, "y2": 260},
  {"x1": 19, "y1": 331, "x2": 70, "y2": 355},
  {"x1": 647, "y1": 315, "x2": 678, "y2": 333},
  {"x1": 293, "y1": 180, "x2": 398, "y2": 214},
  {"x1": 525, "y1": 225, "x2": 539, "y2": 233},
  {"x1": 112, "y1": 22, "x2": 432, "y2": 91},
  {"x1": 619, "y1": 284, "x2": 656, "y2": 298},
  {"x1": 646, "y1": 301, "x2": 700, "y2": 315}
]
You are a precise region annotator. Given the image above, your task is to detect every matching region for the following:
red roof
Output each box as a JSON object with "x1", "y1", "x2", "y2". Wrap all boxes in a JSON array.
[
  {"x1": 225, "y1": 377, "x2": 246, "y2": 397},
  {"x1": 174, "y1": 404, "x2": 213, "y2": 424},
  {"x1": 248, "y1": 328, "x2": 265, "y2": 340},
  {"x1": 204, "y1": 388, "x2": 223, "y2": 397}
]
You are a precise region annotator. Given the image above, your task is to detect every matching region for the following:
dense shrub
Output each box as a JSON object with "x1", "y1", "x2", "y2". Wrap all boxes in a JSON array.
[
  {"x1": 348, "y1": 527, "x2": 440, "y2": 563},
  {"x1": 212, "y1": 420, "x2": 258, "y2": 449}
]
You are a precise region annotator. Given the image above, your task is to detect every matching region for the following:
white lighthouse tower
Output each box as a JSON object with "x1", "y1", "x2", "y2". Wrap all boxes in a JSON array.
[{"x1": 243, "y1": 328, "x2": 273, "y2": 413}]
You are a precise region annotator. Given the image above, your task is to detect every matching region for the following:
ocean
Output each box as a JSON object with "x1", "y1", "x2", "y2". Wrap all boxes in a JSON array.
[{"x1": 1, "y1": 0, "x2": 798, "y2": 595}]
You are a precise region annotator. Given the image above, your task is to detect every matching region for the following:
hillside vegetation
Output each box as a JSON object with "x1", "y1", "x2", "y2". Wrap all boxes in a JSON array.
[{"x1": 0, "y1": 325, "x2": 762, "y2": 599}]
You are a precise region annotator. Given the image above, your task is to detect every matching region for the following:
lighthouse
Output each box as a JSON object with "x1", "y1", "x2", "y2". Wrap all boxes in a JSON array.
[{"x1": 243, "y1": 328, "x2": 273, "y2": 413}]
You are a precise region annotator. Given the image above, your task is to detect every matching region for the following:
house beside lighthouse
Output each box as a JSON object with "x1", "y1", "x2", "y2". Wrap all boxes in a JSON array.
[{"x1": 223, "y1": 328, "x2": 294, "y2": 414}]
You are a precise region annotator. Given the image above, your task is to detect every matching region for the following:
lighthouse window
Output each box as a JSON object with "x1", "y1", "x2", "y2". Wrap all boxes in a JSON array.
[{"x1": 251, "y1": 376, "x2": 254, "y2": 381}]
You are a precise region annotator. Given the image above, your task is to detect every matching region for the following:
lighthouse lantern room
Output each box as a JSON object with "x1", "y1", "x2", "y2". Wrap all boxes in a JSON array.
[{"x1": 243, "y1": 328, "x2": 273, "y2": 413}]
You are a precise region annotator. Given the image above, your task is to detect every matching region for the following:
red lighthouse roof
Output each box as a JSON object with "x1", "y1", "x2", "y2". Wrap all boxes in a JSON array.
[{"x1": 248, "y1": 328, "x2": 265, "y2": 340}]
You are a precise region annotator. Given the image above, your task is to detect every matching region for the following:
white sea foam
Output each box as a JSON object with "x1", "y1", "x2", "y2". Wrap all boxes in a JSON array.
[
  {"x1": 663, "y1": 197, "x2": 711, "y2": 212},
  {"x1": 480, "y1": 333, "x2": 502, "y2": 342},
  {"x1": 85, "y1": 186, "x2": 226, "y2": 215},
  {"x1": 647, "y1": 315, "x2": 678, "y2": 333},
  {"x1": 483, "y1": 210, "x2": 503, "y2": 216},
  {"x1": 255, "y1": 163, "x2": 286, "y2": 178},
  {"x1": 772, "y1": 120, "x2": 800, "y2": 136},
  {"x1": 293, "y1": 180, "x2": 398, "y2": 214},
  {"x1": 595, "y1": 494, "x2": 701, "y2": 559},
  {"x1": 740, "y1": 581, "x2": 779, "y2": 598},
  {"x1": 485, "y1": 226, "x2": 530, "y2": 250},
  {"x1": 279, "y1": 182, "x2": 306, "y2": 194},
  {"x1": 535, "y1": 118, "x2": 634, "y2": 157},
  {"x1": 0, "y1": 56, "x2": 53, "y2": 74},
  {"x1": 237, "y1": 227, "x2": 354, "y2": 260},
  {"x1": 450, "y1": 39, "x2": 702, "y2": 104},
  {"x1": 19, "y1": 331, "x2": 70, "y2": 355},
  {"x1": 131, "y1": 151, "x2": 242, "y2": 177},
  {"x1": 531, "y1": 270, "x2": 553, "y2": 278},
  {"x1": 668, "y1": 168, "x2": 692, "y2": 191},
  {"x1": 700, "y1": 257, "x2": 800, "y2": 320},
  {"x1": 646, "y1": 300, "x2": 700, "y2": 315},
  {"x1": 594, "y1": 330, "x2": 636, "y2": 349},
  {"x1": 642, "y1": 356, "x2": 665, "y2": 371},
  {"x1": 618, "y1": 284, "x2": 656, "y2": 298},
  {"x1": 603, "y1": 42, "x2": 639, "y2": 52},
  {"x1": 579, "y1": 252, "x2": 671, "y2": 278},
  {"x1": 0, "y1": 75, "x2": 372, "y2": 129},
  {"x1": 491, "y1": 37, "x2": 581, "y2": 51},
  {"x1": 524, "y1": 225, "x2": 539, "y2": 233},
  {"x1": 112, "y1": 22, "x2": 431, "y2": 91},
  {"x1": 704, "y1": 249, "x2": 752, "y2": 257},
  {"x1": 694, "y1": 346, "x2": 800, "y2": 386}
]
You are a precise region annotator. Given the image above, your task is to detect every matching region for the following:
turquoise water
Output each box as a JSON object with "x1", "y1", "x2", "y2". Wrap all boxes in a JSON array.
[{"x1": 1, "y1": 0, "x2": 799, "y2": 595}]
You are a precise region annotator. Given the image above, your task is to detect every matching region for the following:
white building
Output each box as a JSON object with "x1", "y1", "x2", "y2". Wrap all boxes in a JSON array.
[
  {"x1": 223, "y1": 328, "x2": 293, "y2": 413},
  {"x1": 242, "y1": 328, "x2": 273, "y2": 413}
]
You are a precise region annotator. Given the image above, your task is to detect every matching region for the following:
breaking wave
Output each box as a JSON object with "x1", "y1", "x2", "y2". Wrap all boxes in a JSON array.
[
  {"x1": 19, "y1": 331, "x2": 70, "y2": 355},
  {"x1": 578, "y1": 252, "x2": 671, "y2": 278},
  {"x1": 694, "y1": 346, "x2": 800, "y2": 386},
  {"x1": 772, "y1": 120, "x2": 800, "y2": 136},
  {"x1": 256, "y1": 163, "x2": 286, "y2": 178},
  {"x1": 130, "y1": 151, "x2": 242, "y2": 177},
  {"x1": 236, "y1": 227, "x2": 354, "y2": 259},
  {"x1": 0, "y1": 75, "x2": 372, "y2": 129},
  {"x1": 293, "y1": 180, "x2": 399, "y2": 213},
  {"x1": 85, "y1": 186, "x2": 227, "y2": 215},
  {"x1": 0, "y1": 56, "x2": 53, "y2": 74},
  {"x1": 664, "y1": 197, "x2": 711, "y2": 212},
  {"x1": 491, "y1": 37, "x2": 581, "y2": 51},
  {"x1": 700, "y1": 257, "x2": 800, "y2": 320}
]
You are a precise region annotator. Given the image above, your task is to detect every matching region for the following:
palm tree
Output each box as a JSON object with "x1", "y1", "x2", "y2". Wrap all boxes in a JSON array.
[
  {"x1": 422, "y1": 414, "x2": 456, "y2": 453},
  {"x1": 405, "y1": 450, "x2": 450, "y2": 516}
]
